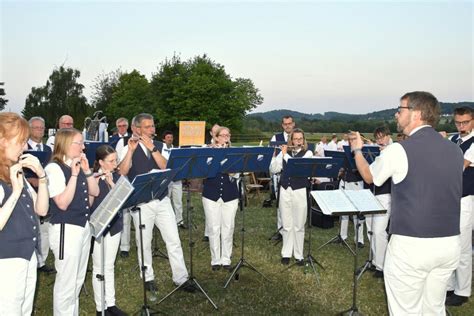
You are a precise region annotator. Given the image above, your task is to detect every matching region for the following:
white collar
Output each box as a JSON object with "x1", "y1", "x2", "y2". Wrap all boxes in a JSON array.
[{"x1": 409, "y1": 125, "x2": 431, "y2": 136}]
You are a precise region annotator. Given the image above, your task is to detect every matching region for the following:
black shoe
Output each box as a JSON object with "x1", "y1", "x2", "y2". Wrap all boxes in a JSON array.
[
  {"x1": 446, "y1": 290, "x2": 455, "y2": 297},
  {"x1": 145, "y1": 280, "x2": 158, "y2": 292},
  {"x1": 281, "y1": 257, "x2": 290, "y2": 265},
  {"x1": 296, "y1": 259, "x2": 305, "y2": 266},
  {"x1": 373, "y1": 270, "x2": 384, "y2": 278},
  {"x1": 177, "y1": 222, "x2": 188, "y2": 229},
  {"x1": 106, "y1": 305, "x2": 128, "y2": 316},
  {"x1": 357, "y1": 242, "x2": 364, "y2": 249},
  {"x1": 222, "y1": 265, "x2": 232, "y2": 271},
  {"x1": 120, "y1": 251, "x2": 129, "y2": 258},
  {"x1": 96, "y1": 309, "x2": 107, "y2": 316},
  {"x1": 211, "y1": 264, "x2": 221, "y2": 271},
  {"x1": 202, "y1": 236, "x2": 209, "y2": 242},
  {"x1": 178, "y1": 280, "x2": 196, "y2": 293},
  {"x1": 445, "y1": 294, "x2": 468, "y2": 306},
  {"x1": 271, "y1": 233, "x2": 283, "y2": 241},
  {"x1": 38, "y1": 265, "x2": 56, "y2": 274}
]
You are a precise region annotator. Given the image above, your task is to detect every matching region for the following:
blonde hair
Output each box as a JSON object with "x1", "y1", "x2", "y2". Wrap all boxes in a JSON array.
[
  {"x1": 51, "y1": 128, "x2": 82, "y2": 164},
  {"x1": 215, "y1": 126, "x2": 231, "y2": 147},
  {"x1": 288, "y1": 128, "x2": 308, "y2": 151},
  {"x1": 0, "y1": 113, "x2": 29, "y2": 183}
]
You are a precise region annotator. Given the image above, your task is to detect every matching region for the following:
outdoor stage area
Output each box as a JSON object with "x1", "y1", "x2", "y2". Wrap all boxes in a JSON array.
[{"x1": 34, "y1": 191, "x2": 473, "y2": 315}]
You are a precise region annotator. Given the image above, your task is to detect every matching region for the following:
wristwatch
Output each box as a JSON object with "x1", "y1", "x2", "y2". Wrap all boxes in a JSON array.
[{"x1": 151, "y1": 146, "x2": 159, "y2": 153}]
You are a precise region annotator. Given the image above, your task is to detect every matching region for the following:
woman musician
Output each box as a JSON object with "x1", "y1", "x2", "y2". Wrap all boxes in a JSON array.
[
  {"x1": 270, "y1": 128, "x2": 313, "y2": 265},
  {"x1": 89, "y1": 145, "x2": 127, "y2": 316},
  {"x1": 45, "y1": 128, "x2": 99, "y2": 315},
  {"x1": 0, "y1": 113, "x2": 49, "y2": 315},
  {"x1": 202, "y1": 126, "x2": 239, "y2": 271}
]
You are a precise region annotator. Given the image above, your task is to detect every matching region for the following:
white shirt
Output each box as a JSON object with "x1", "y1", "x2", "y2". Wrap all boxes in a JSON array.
[
  {"x1": 27, "y1": 139, "x2": 45, "y2": 151},
  {"x1": 369, "y1": 125, "x2": 430, "y2": 186},
  {"x1": 314, "y1": 142, "x2": 328, "y2": 157},
  {"x1": 337, "y1": 140, "x2": 349, "y2": 151},
  {"x1": 161, "y1": 145, "x2": 173, "y2": 160},
  {"x1": 45, "y1": 159, "x2": 74, "y2": 198},
  {"x1": 270, "y1": 132, "x2": 290, "y2": 142},
  {"x1": 449, "y1": 131, "x2": 474, "y2": 167},
  {"x1": 269, "y1": 149, "x2": 313, "y2": 174},
  {"x1": 46, "y1": 135, "x2": 55, "y2": 150},
  {"x1": 327, "y1": 140, "x2": 338, "y2": 151}
]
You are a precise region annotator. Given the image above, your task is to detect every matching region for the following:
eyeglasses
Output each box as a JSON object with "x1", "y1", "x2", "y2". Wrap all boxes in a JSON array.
[
  {"x1": 62, "y1": 122, "x2": 74, "y2": 126},
  {"x1": 72, "y1": 141, "x2": 85, "y2": 146},
  {"x1": 218, "y1": 134, "x2": 231, "y2": 138},
  {"x1": 454, "y1": 120, "x2": 472, "y2": 126},
  {"x1": 397, "y1": 106, "x2": 412, "y2": 113},
  {"x1": 117, "y1": 124, "x2": 128, "y2": 128},
  {"x1": 31, "y1": 127, "x2": 45, "y2": 130},
  {"x1": 104, "y1": 159, "x2": 118, "y2": 164}
]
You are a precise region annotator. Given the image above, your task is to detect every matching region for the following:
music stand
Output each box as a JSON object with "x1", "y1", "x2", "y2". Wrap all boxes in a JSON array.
[
  {"x1": 281, "y1": 157, "x2": 343, "y2": 284},
  {"x1": 84, "y1": 141, "x2": 109, "y2": 167},
  {"x1": 219, "y1": 147, "x2": 274, "y2": 288},
  {"x1": 89, "y1": 176, "x2": 135, "y2": 316},
  {"x1": 317, "y1": 150, "x2": 356, "y2": 256},
  {"x1": 121, "y1": 169, "x2": 177, "y2": 315},
  {"x1": 158, "y1": 148, "x2": 223, "y2": 310}
]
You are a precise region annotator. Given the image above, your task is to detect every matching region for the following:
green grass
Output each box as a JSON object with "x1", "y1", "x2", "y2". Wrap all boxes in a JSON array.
[{"x1": 34, "y1": 193, "x2": 473, "y2": 315}]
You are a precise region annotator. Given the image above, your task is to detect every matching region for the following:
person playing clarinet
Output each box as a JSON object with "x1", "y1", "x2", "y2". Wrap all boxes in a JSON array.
[
  {"x1": 270, "y1": 128, "x2": 313, "y2": 265},
  {"x1": 45, "y1": 128, "x2": 100, "y2": 315},
  {"x1": 0, "y1": 112, "x2": 49, "y2": 315}
]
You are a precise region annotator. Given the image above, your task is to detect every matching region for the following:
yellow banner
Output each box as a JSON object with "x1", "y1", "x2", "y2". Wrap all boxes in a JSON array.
[{"x1": 179, "y1": 121, "x2": 206, "y2": 146}]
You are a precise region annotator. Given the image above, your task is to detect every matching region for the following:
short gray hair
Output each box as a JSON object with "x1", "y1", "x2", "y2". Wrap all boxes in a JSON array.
[
  {"x1": 28, "y1": 116, "x2": 45, "y2": 127},
  {"x1": 132, "y1": 113, "x2": 154, "y2": 127}
]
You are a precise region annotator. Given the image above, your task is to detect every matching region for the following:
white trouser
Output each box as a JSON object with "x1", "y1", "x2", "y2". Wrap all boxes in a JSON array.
[
  {"x1": 168, "y1": 181, "x2": 184, "y2": 224},
  {"x1": 92, "y1": 232, "x2": 121, "y2": 312},
  {"x1": 0, "y1": 252, "x2": 37, "y2": 316},
  {"x1": 279, "y1": 187, "x2": 307, "y2": 260},
  {"x1": 37, "y1": 218, "x2": 50, "y2": 267},
  {"x1": 364, "y1": 194, "x2": 391, "y2": 271},
  {"x1": 120, "y1": 208, "x2": 132, "y2": 252},
  {"x1": 340, "y1": 181, "x2": 364, "y2": 243},
  {"x1": 49, "y1": 223, "x2": 92, "y2": 316},
  {"x1": 385, "y1": 234, "x2": 460, "y2": 316},
  {"x1": 202, "y1": 197, "x2": 238, "y2": 265},
  {"x1": 273, "y1": 174, "x2": 282, "y2": 229},
  {"x1": 130, "y1": 197, "x2": 188, "y2": 285},
  {"x1": 447, "y1": 195, "x2": 472, "y2": 296}
]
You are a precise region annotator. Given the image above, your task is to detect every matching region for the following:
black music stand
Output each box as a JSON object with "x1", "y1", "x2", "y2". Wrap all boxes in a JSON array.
[
  {"x1": 281, "y1": 157, "x2": 343, "y2": 284},
  {"x1": 121, "y1": 169, "x2": 176, "y2": 316},
  {"x1": 158, "y1": 148, "x2": 223, "y2": 310},
  {"x1": 317, "y1": 150, "x2": 356, "y2": 256},
  {"x1": 90, "y1": 176, "x2": 135, "y2": 316},
  {"x1": 219, "y1": 147, "x2": 274, "y2": 288}
]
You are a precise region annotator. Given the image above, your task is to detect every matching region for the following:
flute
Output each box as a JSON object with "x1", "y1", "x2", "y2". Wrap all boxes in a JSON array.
[{"x1": 94, "y1": 168, "x2": 120, "y2": 178}]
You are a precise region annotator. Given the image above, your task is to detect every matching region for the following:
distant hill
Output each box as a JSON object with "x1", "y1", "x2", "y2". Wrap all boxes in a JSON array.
[{"x1": 248, "y1": 102, "x2": 473, "y2": 122}]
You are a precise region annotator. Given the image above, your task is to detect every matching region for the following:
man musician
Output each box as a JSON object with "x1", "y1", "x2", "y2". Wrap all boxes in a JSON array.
[{"x1": 46, "y1": 115, "x2": 74, "y2": 150}]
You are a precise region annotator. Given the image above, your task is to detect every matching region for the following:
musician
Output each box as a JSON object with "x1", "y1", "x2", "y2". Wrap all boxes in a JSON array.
[
  {"x1": 327, "y1": 134, "x2": 338, "y2": 151},
  {"x1": 110, "y1": 117, "x2": 130, "y2": 151},
  {"x1": 202, "y1": 127, "x2": 238, "y2": 270},
  {"x1": 446, "y1": 106, "x2": 473, "y2": 306},
  {"x1": 26, "y1": 116, "x2": 55, "y2": 274},
  {"x1": 161, "y1": 130, "x2": 185, "y2": 228},
  {"x1": 89, "y1": 145, "x2": 127, "y2": 316},
  {"x1": 351, "y1": 91, "x2": 463, "y2": 315},
  {"x1": 44, "y1": 128, "x2": 100, "y2": 315},
  {"x1": 118, "y1": 113, "x2": 190, "y2": 294},
  {"x1": 269, "y1": 115, "x2": 295, "y2": 241},
  {"x1": 0, "y1": 113, "x2": 49, "y2": 315},
  {"x1": 314, "y1": 136, "x2": 328, "y2": 157},
  {"x1": 364, "y1": 126, "x2": 392, "y2": 278},
  {"x1": 46, "y1": 115, "x2": 74, "y2": 150},
  {"x1": 337, "y1": 133, "x2": 349, "y2": 151},
  {"x1": 270, "y1": 128, "x2": 313, "y2": 265}
]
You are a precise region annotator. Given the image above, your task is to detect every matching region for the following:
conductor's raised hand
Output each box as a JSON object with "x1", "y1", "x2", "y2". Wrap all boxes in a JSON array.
[
  {"x1": 349, "y1": 131, "x2": 364, "y2": 151},
  {"x1": 19, "y1": 153, "x2": 45, "y2": 178}
]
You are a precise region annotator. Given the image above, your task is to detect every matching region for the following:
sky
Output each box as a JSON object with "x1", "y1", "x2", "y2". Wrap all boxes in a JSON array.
[{"x1": 1, "y1": 0, "x2": 473, "y2": 115}]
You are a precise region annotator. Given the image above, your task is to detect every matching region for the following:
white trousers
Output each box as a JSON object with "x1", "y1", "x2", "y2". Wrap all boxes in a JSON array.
[
  {"x1": 168, "y1": 181, "x2": 184, "y2": 224},
  {"x1": 130, "y1": 197, "x2": 188, "y2": 285},
  {"x1": 447, "y1": 195, "x2": 472, "y2": 296},
  {"x1": 49, "y1": 223, "x2": 91, "y2": 316},
  {"x1": 364, "y1": 194, "x2": 391, "y2": 271},
  {"x1": 37, "y1": 218, "x2": 50, "y2": 267},
  {"x1": 202, "y1": 197, "x2": 238, "y2": 265},
  {"x1": 0, "y1": 252, "x2": 37, "y2": 316},
  {"x1": 120, "y1": 208, "x2": 132, "y2": 252},
  {"x1": 340, "y1": 181, "x2": 364, "y2": 243},
  {"x1": 279, "y1": 187, "x2": 307, "y2": 260},
  {"x1": 92, "y1": 232, "x2": 121, "y2": 312},
  {"x1": 385, "y1": 234, "x2": 460, "y2": 316}
]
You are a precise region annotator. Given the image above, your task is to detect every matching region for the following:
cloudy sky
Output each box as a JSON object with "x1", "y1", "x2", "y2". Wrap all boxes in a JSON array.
[{"x1": 1, "y1": 0, "x2": 472, "y2": 115}]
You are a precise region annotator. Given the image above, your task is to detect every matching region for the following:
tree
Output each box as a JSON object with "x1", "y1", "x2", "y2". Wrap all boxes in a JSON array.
[
  {"x1": 104, "y1": 70, "x2": 152, "y2": 126},
  {"x1": 150, "y1": 54, "x2": 263, "y2": 132},
  {"x1": 90, "y1": 69, "x2": 122, "y2": 113},
  {"x1": 0, "y1": 82, "x2": 7, "y2": 111},
  {"x1": 22, "y1": 66, "x2": 91, "y2": 128}
]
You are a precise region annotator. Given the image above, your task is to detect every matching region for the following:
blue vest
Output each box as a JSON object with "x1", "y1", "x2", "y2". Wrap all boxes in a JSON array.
[
  {"x1": 128, "y1": 141, "x2": 168, "y2": 201},
  {"x1": 48, "y1": 163, "x2": 91, "y2": 227},
  {"x1": 450, "y1": 134, "x2": 474, "y2": 197},
  {"x1": 202, "y1": 173, "x2": 239, "y2": 202},
  {"x1": 91, "y1": 173, "x2": 123, "y2": 236},
  {"x1": 274, "y1": 132, "x2": 286, "y2": 142},
  {"x1": 364, "y1": 179, "x2": 391, "y2": 196},
  {"x1": 0, "y1": 181, "x2": 39, "y2": 260},
  {"x1": 390, "y1": 127, "x2": 463, "y2": 238},
  {"x1": 280, "y1": 150, "x2": 311, "y2": 190}
]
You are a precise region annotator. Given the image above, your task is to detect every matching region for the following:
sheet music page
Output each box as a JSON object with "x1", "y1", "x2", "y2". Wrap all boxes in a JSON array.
[
  {"x1": 310, "y1": 190, "x2": 355, "y2": 215},
  {"x1": 343, "y1": 189, "x2": 385, "y2": 212}
]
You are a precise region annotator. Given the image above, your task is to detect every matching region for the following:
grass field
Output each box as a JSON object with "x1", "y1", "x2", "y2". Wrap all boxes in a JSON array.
[{"x1": 34, "y1": 192, "x2": 473, "y2": 315}]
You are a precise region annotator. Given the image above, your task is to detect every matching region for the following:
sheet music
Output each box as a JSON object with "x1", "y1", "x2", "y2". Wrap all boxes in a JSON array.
[
  {"x1": 344, "y1": 189, "x2": 385, "y2": 212},
  {"x1": 311, "y1": 190, "x2": 355, "y2": 215}
]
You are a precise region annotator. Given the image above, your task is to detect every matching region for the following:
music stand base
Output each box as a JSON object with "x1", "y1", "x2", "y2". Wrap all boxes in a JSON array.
[
  {"x1": 340, "y1": 307, "x2": 364, "y2": 316},
  {"x1": 134, "y1": 304, "x2": 161, "y2": 316},
  {"x1": 224, "y1": 258, "x2": 270, "y2": 288},
  {"x1": 356, "y1": 260, "x2": 374, "y2": 281},
  {"x1": 157, "y1": 278, "x2": 218, "y2": 310},
  {"x1": 317, "y1": 234, "x2": 355, "y2": 256}
]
